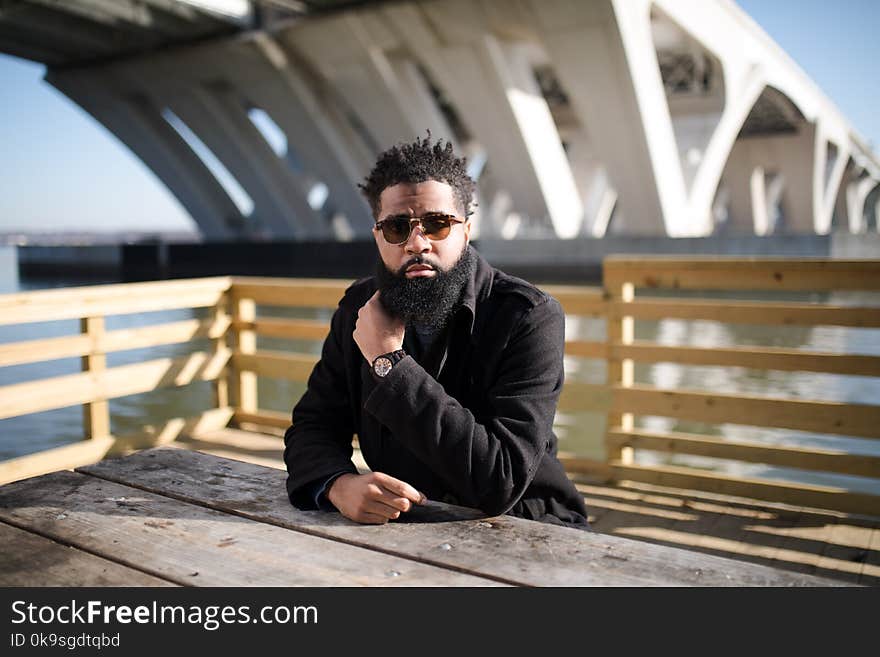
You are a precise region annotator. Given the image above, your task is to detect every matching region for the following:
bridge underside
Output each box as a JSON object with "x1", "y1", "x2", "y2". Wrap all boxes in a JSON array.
[{"x1": 2, "y1": 0, "x2": 878, "y2": 240}]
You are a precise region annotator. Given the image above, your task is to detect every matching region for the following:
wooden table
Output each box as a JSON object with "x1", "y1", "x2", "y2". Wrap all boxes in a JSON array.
[{"x1": 0, "y1": 447, "x2": 848, "y2": 587}]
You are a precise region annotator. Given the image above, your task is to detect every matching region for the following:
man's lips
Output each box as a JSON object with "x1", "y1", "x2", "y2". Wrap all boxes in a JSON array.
[{"x1": 404, "y1": 263, "x2": 436, "y2": 277}]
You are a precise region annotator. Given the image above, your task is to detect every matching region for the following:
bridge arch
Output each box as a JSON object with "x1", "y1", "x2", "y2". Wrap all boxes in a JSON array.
[{"x1": 708, "y1": 85, "x2": 822, "y2": 235}]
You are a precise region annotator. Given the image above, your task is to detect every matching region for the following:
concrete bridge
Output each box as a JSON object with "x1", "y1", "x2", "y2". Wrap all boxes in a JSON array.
[{"x1": 2, "y1": 0, "x2": 878, "y2": 240}]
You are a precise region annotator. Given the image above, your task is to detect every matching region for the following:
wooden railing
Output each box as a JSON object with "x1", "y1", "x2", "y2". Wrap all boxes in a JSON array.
[
  {"x1": 1, "y1": 259, "x2": 878, "y2": 518},
  {"x1": 0, "y1": 277, "x2": 235, "y2": 482},
  {"x1": 591, "y1": 257, "x2": 880, "y2": 517}
]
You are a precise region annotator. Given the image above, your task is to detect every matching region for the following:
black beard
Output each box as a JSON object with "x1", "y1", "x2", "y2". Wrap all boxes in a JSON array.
[{"x1": 375, "y1": 245, "x2": 475, "y2": 330}]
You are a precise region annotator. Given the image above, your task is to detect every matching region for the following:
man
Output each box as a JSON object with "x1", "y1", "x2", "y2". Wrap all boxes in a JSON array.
[{"x1": 283, "y1": 136, "x2": 589, "y2": 529}]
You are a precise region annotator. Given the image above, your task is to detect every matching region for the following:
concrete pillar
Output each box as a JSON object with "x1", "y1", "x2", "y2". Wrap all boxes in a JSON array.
[
  {"x1": 170, "y1": 84, "x2": 327, "y2": 239},
  {"x1": 115, "y1": 44, "x2": 331, "y2": 239},
  {"x1": 687, "y1": 72, "x2": 766, "y2": 234},
  {"x1": 46, "y1": 67, "x2": 240, "y2": 240},
  {"x1": 564, "y1": 130, "x2": 617, "y2": 237},
  {"x1": 285, "y1": 13, "x2": 456, "y2": 149},
  {"x1": 718, "y1": 122, "x2": 817, "y2": 234},
  {"x1": 847, "y1": 176, "x2": 879, "y2": 234},
  {"x1": 872, "y1": 187, "x2": 880, "y2": 233},
  {"x1": 530, "y1": 0, "x2": 687, "y2": 235},
  {"x1": 384, "y1": 4, "x2": 583, "y2": 237},
  {"x1": 242, "y1": 35, "x2": 375, "y2": 234},
  {"x1": 813, "y1": 131, "x2": 850, "y2": 234}
]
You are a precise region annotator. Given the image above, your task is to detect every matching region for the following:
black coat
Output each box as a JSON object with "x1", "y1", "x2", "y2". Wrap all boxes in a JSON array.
[{"x1": 283, "y1": 248, "x2": 589, "y2": 529}]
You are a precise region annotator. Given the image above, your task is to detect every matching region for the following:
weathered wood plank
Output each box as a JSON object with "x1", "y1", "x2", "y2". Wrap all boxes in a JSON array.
[
  {"x1": 614, "y1": 299, "x2": 880, "y2": 328},
  {"x1": 771, "y1": 509, "x2": 837, "y2": 575},
  {"x1": 0, "y1": 470, "x2": 497, "y2": 587},
  {"x1": 682, "y1": 503, "x2": 798, "y2": 568},
  {"x1": 861, "y1": 526, "x2": 880, "y2": 585},
  {"x1": 233, "y1": 409, "x2": 291, "y2": 430},
  {"x1": 611, "y1": 342, "x2": 880, "y2": 377},
  {"x1": 0, "y1": 278, "x2": 230, "y2": 326},
  {"x1": 604, "y1": 258, "x2": 880, "y2": 291},
  {"x1": 564, "y1": 340, "x2": 607, "y2": 359},
  {"x1": 78, "y1": 448, "x2": 847, "y2": 586},
  {"x1": 231, "y1": 277, "x2": 351, "y2": 309},
  {"x1": 605, "y1": 279, "x2": 635, "y2": 465},
  {"x1": 233, "y1": 351, "x2": 317, "y2": 382},
  {"x1": 815, "y1": 520, "x2": 876, "y2": 584},
  {"x1": 607, "y1": 428, "x2": 880, "y2": 478},
  {"x1": 0, "y1": 408, "x2": 233, "y2": 485},
  {"x1": 81, "y1": 316, "x2": 110, "y2": 441},
  {"x1": 0, "y1": 438, "x2": 116, "y2": 486},
  {"x1": 0, "y1": 318, "x2": 231, "y2": 368},
  {"x1": 612, "y1": 385, "x2": 880, "y2": 439},
  {"x1": 0, "y1": 350, "x2": 230, "y2": 420},
  {"x1": 236, "y1": 317, "x2": 330, "y2": 341},
  {"x1": 0, "y1": 333, "x2": 91, "y2": 368},
  {"x1": 231, "y1": 297, "x2": 257, "y2": 413},
  {"x1": 609, "y1": 461, "x2": 880, "y2": 517},
  {"x1": 541, "y1": 285, "x2": 606, "y2": 317},
  {"x1": 0, "y1": 277, "x2": 230, "y2": 311},
  {"x1": 0, "y1": 521, "x2": 175, "y2": 586}
]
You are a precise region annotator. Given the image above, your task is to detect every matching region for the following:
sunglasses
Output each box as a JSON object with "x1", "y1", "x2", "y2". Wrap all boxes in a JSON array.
[{"x1": 374, "y1": 213, "x2": 465, "y2": 245}]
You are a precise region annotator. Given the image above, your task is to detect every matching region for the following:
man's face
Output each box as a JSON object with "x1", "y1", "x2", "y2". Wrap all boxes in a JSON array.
[{"x1": 373, "y1": 180, "x2": 471, "y2": 277}]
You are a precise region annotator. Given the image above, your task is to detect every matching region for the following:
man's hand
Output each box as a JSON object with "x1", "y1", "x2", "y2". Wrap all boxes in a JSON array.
[
  {"x1": 327, "y1": 472, "x2": 427, "y2": 524},
  {"x1": 353, "y1": 291, "x2": 405, "y2": 364}
]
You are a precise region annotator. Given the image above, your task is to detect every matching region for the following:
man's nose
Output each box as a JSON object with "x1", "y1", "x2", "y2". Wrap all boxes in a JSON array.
[{"x1": 404, "y1": 223, "x2": 431, "y2": 254}]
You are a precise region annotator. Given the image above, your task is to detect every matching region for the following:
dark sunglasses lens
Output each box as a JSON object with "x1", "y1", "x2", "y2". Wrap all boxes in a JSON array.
[
  {"x1": 421, "y1": 216, "x2": 452, "y2": 240},
  {"x1": 382, "y1": 218, "x2": 411, "y2": 244}
]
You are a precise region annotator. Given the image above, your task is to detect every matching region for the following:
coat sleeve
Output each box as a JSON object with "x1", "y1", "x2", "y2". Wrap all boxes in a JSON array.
[
  {"x1": 362, "y1": 296, "x2": 565, "y2": 516},
  {"x1": 283, "y1": 302, "x2": 360, "y2": 509}
]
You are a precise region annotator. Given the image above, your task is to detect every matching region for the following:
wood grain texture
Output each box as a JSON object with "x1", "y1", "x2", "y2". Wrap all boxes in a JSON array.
[
  {"x1": 0, "y1": 350, "x2": 230, "y2": 420},
  {"x1": 230, "y1": 277, "x2": 351, "y2": 309},
  {"x1": 0, "y1": 469, "x2": 496, "y2": 587},
  {"x1": 77, "y1": 448, "x2": 848, "y2": 586},
  {"x1": 612, "y1": 385, "x2": 880, "y2": 439},
  {"x1": 604, "y1": 258, "x2": 880, "y2": 291},
  {"x1": 0, "y1": 521, "x2": 174, "y2": 586},
  {"x1": 0, "y1": 407, "x2": 234, "y2": 486},
  {"x1": 611, "y1": 341, "x2": 880, "y2": 377},
  {"x1": 233, "y1": 350, "x2": 317, "y2": 382},
  {"x1": 613, "y1": 299, "x2": 880, "y2": 328},
  {"x1": 607, "y1": 428, "x2": 880, "y2": 478},
  {"x1": 0, "y1": 277, "x2": 230, "y2": 326},
  {"x1": 609, "y1": 461, "x2": 880, "y2": 517}
]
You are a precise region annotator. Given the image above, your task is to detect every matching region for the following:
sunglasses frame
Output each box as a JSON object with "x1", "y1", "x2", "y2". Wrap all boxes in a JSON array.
[{"x1": 374, "y1": 213, "x2": 465, "y2": 245}]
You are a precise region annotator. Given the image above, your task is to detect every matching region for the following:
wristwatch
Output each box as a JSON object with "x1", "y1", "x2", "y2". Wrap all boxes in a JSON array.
[{"x1": 371, "y1": 349, "x2": 407, "y2": 378}]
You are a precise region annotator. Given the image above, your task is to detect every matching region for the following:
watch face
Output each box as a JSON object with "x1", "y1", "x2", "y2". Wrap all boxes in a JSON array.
[{"x1": 373, "y1": 356, "x2": 393, "y2": 377}]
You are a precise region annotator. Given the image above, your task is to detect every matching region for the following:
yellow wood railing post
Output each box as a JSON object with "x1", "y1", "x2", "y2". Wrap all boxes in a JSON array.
[
  {"x1": 604, "y1": 274, "x2": 635, "y2": 473},
  {"x1": 231, "y1": 295, "x2": 258, "y2": 416},
  {"x1": 81, "y1": 316, "x2": 110, "y2": 440},
  {"x1": 211, "y1": 293, "x2": 230, "y2": 410}
]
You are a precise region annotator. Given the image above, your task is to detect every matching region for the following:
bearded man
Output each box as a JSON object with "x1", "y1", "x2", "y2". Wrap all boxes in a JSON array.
[{"x1": 283, "y1": 136, "x2": 589, "y2": 530}]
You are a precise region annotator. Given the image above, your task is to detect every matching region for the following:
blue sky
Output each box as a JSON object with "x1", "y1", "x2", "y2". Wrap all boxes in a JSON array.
[{"x1": 0, "y1": 0, "x2": 878, "y2": 233}]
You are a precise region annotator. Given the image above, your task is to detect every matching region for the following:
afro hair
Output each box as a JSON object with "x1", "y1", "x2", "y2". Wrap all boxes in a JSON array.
[{"x1": 358, "y1": 133, "x2": 476, "y2": 219}]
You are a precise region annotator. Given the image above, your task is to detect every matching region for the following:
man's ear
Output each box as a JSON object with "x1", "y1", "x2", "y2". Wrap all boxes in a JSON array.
[{"x1": 464, "y1": 218, "x2": 472, "y2": 245}]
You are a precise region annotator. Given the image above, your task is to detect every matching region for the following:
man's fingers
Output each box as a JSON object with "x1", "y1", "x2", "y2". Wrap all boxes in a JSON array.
[
  {"x1": 374, "y1": 472, "x2": 427, "y2": 505},
  {"x1": 377, "y1": 492, "x2": 415, "y2": 513},
  {"x1": 364, "y1": 501, "x2": 402, "y2": 520}
]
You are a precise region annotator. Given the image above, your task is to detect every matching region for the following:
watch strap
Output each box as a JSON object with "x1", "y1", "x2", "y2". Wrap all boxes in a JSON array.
[{"x1": 372, "y1": 349, "x2": 407, "y2": 378}]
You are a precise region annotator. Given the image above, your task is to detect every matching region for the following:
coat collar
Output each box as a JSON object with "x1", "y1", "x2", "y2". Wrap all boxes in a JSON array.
[{"x1": 455, "y1": 245, "x2": 494, "y2": 336}]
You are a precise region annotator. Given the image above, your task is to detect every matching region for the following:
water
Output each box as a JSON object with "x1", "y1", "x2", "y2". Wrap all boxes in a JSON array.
[{"x1": 2, "y1": 275, "x2": 879, "y2": 495}]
